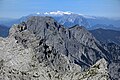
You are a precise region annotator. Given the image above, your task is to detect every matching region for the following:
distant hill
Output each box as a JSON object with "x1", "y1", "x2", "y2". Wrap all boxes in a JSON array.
[
  {"x1": 87, "y1": 17, "x2": 120, "y2": 28},
  {"x1": 0, "y1": 18, "x2": 18, "y2": 27},
  {"x1": 88, "y1": 24, "x2": 120, "y2": 31},
  {"x1": 90, "y1": 28, "x2": 120, "y2": 45},
  {"x1": 0, "y1": 25, "x2": 9, "y2": 37}
]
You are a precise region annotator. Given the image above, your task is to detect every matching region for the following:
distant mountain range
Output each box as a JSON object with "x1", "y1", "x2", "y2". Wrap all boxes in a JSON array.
[
  {"x1": 90, "y1": 28, "x2": 120, "y2": 45},
  {"x1": 87, "y1": 16, "x2": 120, "y2": 29},
  {"x1": 0, "y1": 11, "x2": 120, "y2": 30},
  {"x1": 0, "y1": 25, "x2": 9, "y2": 37},
  {"x1": 0, "y1": 18, "x2": 18, "y2": 27},
  {"x1": 88, "y1": 24, "x2": 120, "y2": 31},
  {"x1": 0, "y1": 11, "x2": 120, "y2": 46}
]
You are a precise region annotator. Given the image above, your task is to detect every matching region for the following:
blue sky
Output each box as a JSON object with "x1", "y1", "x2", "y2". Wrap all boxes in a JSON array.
[{"x1": 0, "y1": 0, "x2": 120, "y2": 18}]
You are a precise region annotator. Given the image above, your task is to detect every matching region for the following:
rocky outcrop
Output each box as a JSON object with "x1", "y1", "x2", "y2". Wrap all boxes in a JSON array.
[
  {"x1": 0, "y1": 37, "x2": 109, "y2": 80},
  {"x1": 0, "y1": 16, "x2": 110, "y2": 80},
  {"x1": 104, "y1": 43, "x2": 120, "y2": 80},
  {"x1": 25, "y1": 16, "x2": 112, "y2": 69}
]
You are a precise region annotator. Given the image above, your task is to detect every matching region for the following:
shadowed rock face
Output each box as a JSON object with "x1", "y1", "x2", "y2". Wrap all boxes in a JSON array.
[
  {"x1": 0, "y1": 16, "x2": 113, "y2": 80},
  {"x1": 90, "y1": 28, "x2": 120, "y2": 45},
  {"x1": 23, "y1": 16, "x2": 112, "y2": 68},
  {"x1": 104, "y1": 43, "x2": 120, "y2": 80}
]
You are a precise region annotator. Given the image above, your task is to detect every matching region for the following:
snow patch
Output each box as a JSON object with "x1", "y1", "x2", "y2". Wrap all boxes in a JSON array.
[
  {"x1": 44, "y1": 11, "x2": 73, "y2": 15},
  {"x1": 36, "y1": 12, "x2": 40, "y2": 15}
]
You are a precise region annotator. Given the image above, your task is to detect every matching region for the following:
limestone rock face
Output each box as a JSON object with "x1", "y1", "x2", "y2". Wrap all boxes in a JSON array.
[
  {"x1": 25, "y1": 16, "x2": 112, "y2": 69},
  {"x1": 0, "y1": 16, "x2": 110, "y2": 80}
]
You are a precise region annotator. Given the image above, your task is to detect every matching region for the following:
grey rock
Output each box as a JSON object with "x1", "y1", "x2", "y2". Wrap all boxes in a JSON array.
[
  {"x1": 90, "y1": 28, "x2": 120, "y2": 45},
  {"x1": 0, "y1": 16, "x2": 111, "y2": 80}
]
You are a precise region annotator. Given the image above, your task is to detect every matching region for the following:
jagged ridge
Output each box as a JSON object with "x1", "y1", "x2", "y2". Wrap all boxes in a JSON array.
[{"x1": 0, "y1": 16, "x2": 112, "y2": 80}]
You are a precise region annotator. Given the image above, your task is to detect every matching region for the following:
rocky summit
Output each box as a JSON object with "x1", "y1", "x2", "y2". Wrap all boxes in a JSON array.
[{"x1": 0, "y1": 16, "x2": 117, "y2": 80}]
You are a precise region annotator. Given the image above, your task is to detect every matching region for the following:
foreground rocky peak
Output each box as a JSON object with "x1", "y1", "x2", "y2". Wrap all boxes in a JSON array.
[
  {"x1": 10, "y1": 16, "x2": 110, "y2": 67},
  {"x1": 0, "y1": 16, "x2": 110, "y2": 80},
  {"x1": 22, "y1": 16, "x2": 102, "y2": 52}
]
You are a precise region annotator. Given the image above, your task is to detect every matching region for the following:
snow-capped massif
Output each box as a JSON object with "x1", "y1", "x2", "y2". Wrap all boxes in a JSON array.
[
  {"x1": 0, "y1": 11, "x2": 120, "y2": 30},
  {"x1": 33, "y1": 11, "x2": 91, "y2": 28}
]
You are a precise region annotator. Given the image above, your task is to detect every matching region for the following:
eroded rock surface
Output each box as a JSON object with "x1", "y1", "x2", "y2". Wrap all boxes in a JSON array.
[{"x1": 0, "y1": 16, "x2": 110, "y2": 80}]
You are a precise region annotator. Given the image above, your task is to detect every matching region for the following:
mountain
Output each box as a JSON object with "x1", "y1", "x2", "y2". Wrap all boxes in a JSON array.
[
  {"x1": 16, "y1": 11, "x2": 91, "y2": 28},
  {"x1": 87, "y1": 17, "x2": 120, "y2": 29},
  {"x1": 0, "y1": 25, "x2": 9, "y2": 37},
  {"x1": 0, "y1": 16, "x2": 111, "y2": 80},
  {"x1": 39, "y1": 11, "x2": 120, "y2": 29},
  {"x1": 41, "y1": 11, "x2": 90, "y2": 28},
  {"x1": 88, "y1": 24, "x2": 120, "y2": 31},
  {"x1": 0, "y1": 16, "x2": 120, "y2": 79},
  {"x1": 90, "y1": 28, "x2": 120, "y2": 45},
  {"x1": 0, "y1": 17, "x2": 18, "y2": 27},
  {"x1": 55, "y1": 14, "x2": 90, "y2": 28},
  {"x1": 89, "y1": 28, "x2": 120, "y2": 79},
  {"x1": 104, "y1": 43, "x2": 120, "y2": 80},
  {"x1": 1, "y1": 11, "x2": 120, "y2": 30}
]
